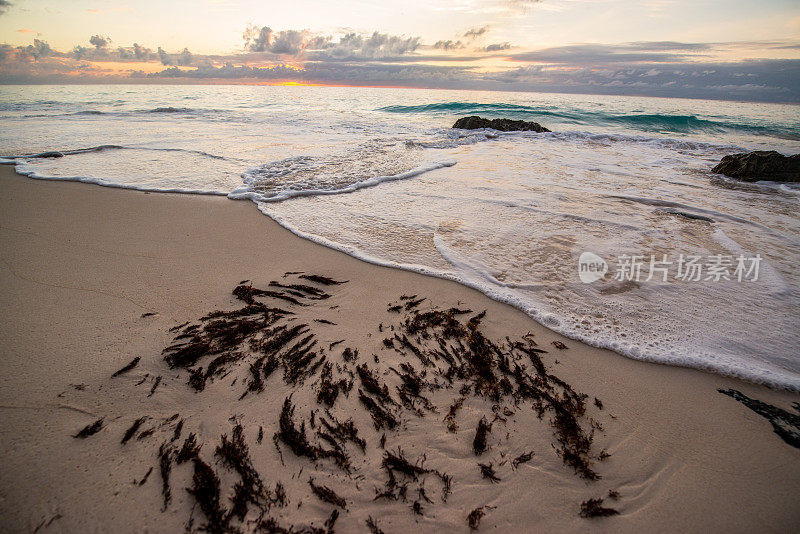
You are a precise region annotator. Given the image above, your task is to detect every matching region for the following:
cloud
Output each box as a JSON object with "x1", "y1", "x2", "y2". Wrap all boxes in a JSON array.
[
  {"x1": 148, "y1": 61, "x2": 471, "y2": 88},
  {"x1": 463, "y1": 26, "x2": 489, "y2": 41},
  {"x1": 156, "y1": 46, "x2": 193, "y2": 66},
  {"x1": 626, "y1": 41, "x2": 711, "y2": 51},
  {"x1": 133, "y1": 43, "x2": 151, "y2": 59},
  {"x1": 320, "y1": 32, "x2": 420, "y2": 59},
  {"x1": 178, "y1": 48, "x2": 193, "y2": 66},
  {"x1": 244, "y1": 26, "x2": 311, "y2": 55},
  {"x1": 508, "y1": 0, "x2": 542, "y2": 7},
  {"x1": 484, "y1": 42, "x2": 512, "y2": 52},
  {"x1": 509, "y1": 42, "x2": 707, "y2": 64},
  {"x1": 14, "y1": 39, "x2": 55, "y2": 59},
  {"x1": 89, "y1": 35, "x2": 110, "y2": 50},
  {"x1": 433, "y1": 26, "x2": 489, "y2": 50},
  {"x1": 0, "y1": 1, "x2": 11, "y2": 15},
  {"x1": 157, "y1": 46, "x2": 171, "y2": 65},
  {"x1": 242, "y1": 26, "x2": 420, "y2": 60},
  {"x1": 433, "y1": 40, "x2": 464, "y2": 50},
  {"x1": 1, "y1": 33, "x2": 798, "y2": 103},
  {"x1": 486, "y1": 58, "x2": 800, "y2": 101}
]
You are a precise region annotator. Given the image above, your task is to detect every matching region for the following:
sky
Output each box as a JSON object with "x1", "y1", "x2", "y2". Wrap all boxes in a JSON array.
[{"x1": 1, "y1": 0, "x2": 799, "y2": 102}]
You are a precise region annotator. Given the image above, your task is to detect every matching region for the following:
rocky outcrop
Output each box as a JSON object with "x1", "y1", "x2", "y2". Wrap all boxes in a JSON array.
[
  {"x1": 711, "y1": 150, "x2": 800, "y2": 183},
  {"x1": 452, "y1": 116, "x2": 550, "y2": 133}
]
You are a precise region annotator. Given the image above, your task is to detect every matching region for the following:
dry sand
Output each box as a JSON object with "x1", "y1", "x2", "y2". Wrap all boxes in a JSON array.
[{"x1": 0, "y1": 166, "x2": 798, "y2": 533}]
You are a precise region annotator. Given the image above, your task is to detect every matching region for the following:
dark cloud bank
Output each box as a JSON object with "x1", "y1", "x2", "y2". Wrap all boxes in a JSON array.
[{"x1": 0, "y1": 27, "x2": 798, "y2": 103}]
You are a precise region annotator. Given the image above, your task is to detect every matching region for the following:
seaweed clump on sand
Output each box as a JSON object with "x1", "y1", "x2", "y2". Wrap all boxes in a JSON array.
[
  {"x1": 121, "y1": 416, "x2": 147, "y2": 445},
  {"x1": 176, "y1": 433, "x2": 201, "y2": 464},
  {"x1": 579, "y1": 497, "x2": 619, "y2": 518},
  {"x1": 382, "y1": 303, "x2": 600, "y2": 478},
  {"x1": 359, "y1": 390, "x2": 398, "y2": 430},
  {"x1": 215, "y1": 422, "x2": 266, "y2": 504},
  {"x1": 112, "y1": 357, "x2": 140, "y2": 377},
  {"x1": 161, "y1": 275, "x2": 356, "y2": 397},
  {"x1": 473, "y1": 416, "x2": 492, "y2": 455},
  {"x1": 144, "y1": 276, "x2": 607, "y2": 530},
  {"x1": 158, "y1": 443, "x2": 174, "y2": 510},
  {"x1": 512, "y1": 451, "x2": 534, "y2": 469},
  {"x1": 718, "y1": 388, "x2": 800, "y2": 449},
  {"x1": 467, "y1": 507, "x2": 486, "y2": 530},
  {"x1": 278, "y1": 397, "x2": 350, "y2": 470},
  {"x1": 366, "y1": 516, "x2": 385, "y2": 534},
  {"x1": 73, "y1": 418, "x2": 104, "y2": 438},
  {"x1": 478, "y1": 462, "x2": 501, "y2": 483},
  {"x1": 187, "y1": 457, "x2": 230, "y2": 533},
  {"x1": 309, "y1": 478, "x2": 347, "y2": 509}
]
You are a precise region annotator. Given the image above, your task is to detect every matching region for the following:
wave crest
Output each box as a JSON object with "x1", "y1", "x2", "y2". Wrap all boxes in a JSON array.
[{"x1": 378, "y1": 101, "x2": 799, "y2": 138}]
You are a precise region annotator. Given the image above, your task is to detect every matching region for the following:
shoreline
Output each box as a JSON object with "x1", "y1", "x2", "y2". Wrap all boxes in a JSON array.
[
  {"x1": 1, "y1": 166, "x2": 798, "y2": 531},
  {"x1": 10, "y1": 162, "x2": 799, "y2": 391}
]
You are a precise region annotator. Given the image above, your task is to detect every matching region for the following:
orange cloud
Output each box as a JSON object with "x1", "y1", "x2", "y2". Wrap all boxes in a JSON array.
[{"x1": 17, "y1": 29, "x2": 37, "y2": 34}]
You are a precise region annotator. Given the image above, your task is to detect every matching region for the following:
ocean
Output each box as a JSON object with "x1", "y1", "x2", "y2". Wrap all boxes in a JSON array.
[{"x1": 1, "y1": 84, "x2": 799, "y2": 389}]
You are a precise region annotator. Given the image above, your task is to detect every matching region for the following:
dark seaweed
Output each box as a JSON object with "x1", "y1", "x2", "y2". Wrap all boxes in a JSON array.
[
  {"x1": 215, "y1": 422, "x2": 266, "y2": 512},
  {"x1": 150, "y1": 281, "x2": 608, "y2": 528},
  {"x1": 176, "y1": 433, "x2": 201, "y2": 464},
  {"x1": 478, "y1": 462, "x2": 501, "y2": 483},
  {"x1": 512, "y1": 451, "x2": 534, "y2": 469},
  {"x1": 579, "y1": 497, "x2": 619, "y2": 518},
  {"x1": 473, "y1": 416, "x2": 491, "y2": 455},
  {"x1": 366, "y1": 516, "x2": 384, "y2": 534},
  {"x1": 158, "y1": 443, "x2": 173, "y2": 510},
  {"x1": 309, "y1": 478, "x2": 347, "y2": 509},
  {"x1": 171, "y1": 419, "x2": 184, "y2": 443},
  {"x1": 112, "y1": 357, "x2": 140, "y2": 377},
  {"x1": 121, "y1": 417, "x2": 147, "y2": 444},
  {"x1": 719, "y1": 388, "x2": 800, "y2": 449},
  {"x1": 148, "y1": 375, "x2": 162, "y2": 397},
  {"x1": 356, "y1": 364, "x2": 393, "y2": 405},
  {"x1": 319, "y1": 413, "x2": 366, "y2": 452},
  {"x1": 467, "y1": 507, "x2": 485, "y2": 530},
  {"x1": 324, "y1": 509, "x2": 339, "y2": 531},
  {"x1": 73, "y1": 418, "x2": 104, "y2": 438},
  {"x1": 444, "y1": 397, "x2": 464, "y2": 432},
  {"x1": 136, "y1": 466, "x2": 153, "y2": 486},
  {"x1": 187, "y1": 457, "x2": 230, "y2": 532},
  {"x1": 382, "y1": 449, "x2": 431, "y2": 480},
  {"x1": 359, "y1": 390, "x2": 398, "y2": 430}
]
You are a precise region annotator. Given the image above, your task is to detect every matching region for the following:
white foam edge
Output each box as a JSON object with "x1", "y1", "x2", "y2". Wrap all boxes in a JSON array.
[
  {"x1": 229, "y1": 159, "x2": 456, "y2": 202},
  {"x1": 12, "y1": 161, "x2": 230, "y2": 196}
]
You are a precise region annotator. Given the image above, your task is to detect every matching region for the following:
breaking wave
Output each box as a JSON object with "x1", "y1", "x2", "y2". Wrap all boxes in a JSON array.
[{"x1": 379, "y1": 101, "x2": 800, "y2": 138}]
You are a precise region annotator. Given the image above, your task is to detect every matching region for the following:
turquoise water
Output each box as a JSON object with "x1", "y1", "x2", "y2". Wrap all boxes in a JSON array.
[
  {"x1": 379, "y1": 101, "x2": 800, "y2": 140},
  {"x1": 1, "y1": 85, "x2": 799, "y2": 389}
]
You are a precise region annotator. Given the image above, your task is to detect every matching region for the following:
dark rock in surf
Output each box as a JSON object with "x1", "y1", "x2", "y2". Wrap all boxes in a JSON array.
[
  {"x1": 452, "y1": 116, "x2": 550, "y2": 133},
  {"x1": 31, "y1": 151, "x2": 64, "y2": 158},
  {"x1": 711, "y1": 150, "x2": 800, "y2": 183}
]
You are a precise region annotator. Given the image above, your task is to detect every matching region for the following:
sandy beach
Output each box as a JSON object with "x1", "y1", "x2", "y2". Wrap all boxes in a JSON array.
[{"x1": 0, "y1": 166, "x2": 798, "y2": 533}]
